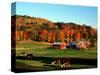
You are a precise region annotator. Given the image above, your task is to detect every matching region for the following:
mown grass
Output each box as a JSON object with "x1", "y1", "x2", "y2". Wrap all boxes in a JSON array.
[
  {"x1": 16, "y1": 47, "x2": 97, "y2": 59},
  {"x1": 16, "y1": 42, "x2": 49, "y2": 48}
]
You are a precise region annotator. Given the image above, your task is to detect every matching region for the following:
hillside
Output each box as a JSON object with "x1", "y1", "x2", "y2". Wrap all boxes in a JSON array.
[{"x1": 11, "y1": 15, "x2": 97, "y2": 43}]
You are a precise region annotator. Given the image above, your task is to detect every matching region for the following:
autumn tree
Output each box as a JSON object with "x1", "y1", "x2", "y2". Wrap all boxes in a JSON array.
[
  {"x1": 38, "y1": 30, "x2": 48, "y2": 41},
  {"x1": 12, "y1": 15, "x2": 97, "y2": 42},
  {"x1": 47, "y1": 31, "x2": 52, "y2": 43},
  {"x1": 57, "y1": 30, "x2": 65, "y2": 42},
  {"x1": 73, "y1": 30, "x2": 81, "y2": 41}
]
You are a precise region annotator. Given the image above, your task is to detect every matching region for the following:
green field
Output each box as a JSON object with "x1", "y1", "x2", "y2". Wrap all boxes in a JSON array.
[{"x1": 13, "y1": 41, "x2": 97, "y2": 72}]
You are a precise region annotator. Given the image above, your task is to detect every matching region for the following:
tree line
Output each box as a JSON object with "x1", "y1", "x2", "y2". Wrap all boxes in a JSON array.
[{"x1": 11, "y1": 15, "x2": 97, "y2": 43}]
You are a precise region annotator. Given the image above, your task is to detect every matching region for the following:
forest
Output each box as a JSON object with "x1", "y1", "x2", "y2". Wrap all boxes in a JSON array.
[{"x1": 11, "y1": 15, "x2": 97, "y2": 43}]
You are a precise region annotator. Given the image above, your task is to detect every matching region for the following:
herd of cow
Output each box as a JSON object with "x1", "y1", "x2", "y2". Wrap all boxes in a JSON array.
[{"x1": 51, "y1": 58, "x2": 71, "y2": 68}]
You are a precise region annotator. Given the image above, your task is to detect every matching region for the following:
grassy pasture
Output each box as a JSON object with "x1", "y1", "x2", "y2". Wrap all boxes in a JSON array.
[{"x1": 14, "y1": 41, "x2": 97, "y2": 72}]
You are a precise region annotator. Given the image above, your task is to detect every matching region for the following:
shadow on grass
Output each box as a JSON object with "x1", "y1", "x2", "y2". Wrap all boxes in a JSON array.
[
  {"x1": 16, "y1": 56, "x2": 97, "y2": 66},
  {"x1": 13, "y1": 56, "x2": 97, "y2": 73}
]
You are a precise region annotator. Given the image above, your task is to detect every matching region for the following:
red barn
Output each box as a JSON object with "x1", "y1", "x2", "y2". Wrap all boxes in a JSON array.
[{"x1": 52, "y1": 42, "x2": 66, "y2": 49}]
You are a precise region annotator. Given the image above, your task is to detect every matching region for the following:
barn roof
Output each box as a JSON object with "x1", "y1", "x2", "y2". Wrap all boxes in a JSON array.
[{"x1": 53, "y1": 42, "x2": 64, "y2": 45}]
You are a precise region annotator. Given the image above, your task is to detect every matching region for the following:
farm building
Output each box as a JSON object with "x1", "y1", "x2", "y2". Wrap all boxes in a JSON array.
[{"x1": 52, "y1": 42, "x2": 66, "y2": 49}]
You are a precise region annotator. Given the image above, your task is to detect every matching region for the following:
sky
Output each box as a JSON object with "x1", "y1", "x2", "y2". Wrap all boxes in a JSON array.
[{"x1": 11, "y1": 2, "x2": 97, "y2": 28}]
